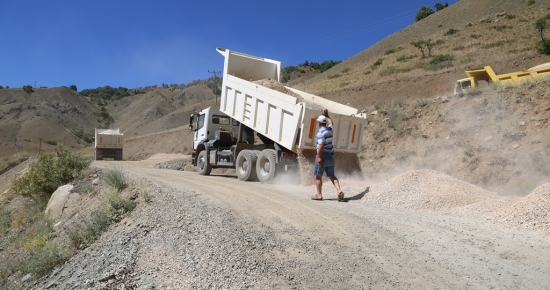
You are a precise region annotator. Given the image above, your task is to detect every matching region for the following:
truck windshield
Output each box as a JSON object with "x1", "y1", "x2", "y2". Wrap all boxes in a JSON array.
[{"x1": 197, "y1": 114, "x2": 205, "y2": 130}]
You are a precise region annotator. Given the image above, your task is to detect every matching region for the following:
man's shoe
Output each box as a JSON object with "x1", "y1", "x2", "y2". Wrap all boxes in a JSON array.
[{"x1": 337, "y1": 192, "x2": 344, "y2": 202}]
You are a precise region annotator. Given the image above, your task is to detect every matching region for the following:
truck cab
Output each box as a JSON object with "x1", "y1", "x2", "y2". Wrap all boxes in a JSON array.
[{"x1": 190, "y1": 106, "x2": 240, "y2": 151}]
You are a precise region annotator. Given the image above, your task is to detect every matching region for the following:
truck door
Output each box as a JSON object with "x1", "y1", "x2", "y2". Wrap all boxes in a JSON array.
[{"x1": 193, "y1": 113, "x2": 207, "y2": 149}]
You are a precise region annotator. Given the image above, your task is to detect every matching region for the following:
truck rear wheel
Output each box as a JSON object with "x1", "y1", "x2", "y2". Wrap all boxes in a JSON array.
[
  {"x1": 197, "y1": 151, "x2": 212, "y2": 175},
  {"x1": 256, "y1": 149, "x2": 277, "y2": 183},
  {"x1": 236, "y1": 150, "x2": 257, "y2": 181}
]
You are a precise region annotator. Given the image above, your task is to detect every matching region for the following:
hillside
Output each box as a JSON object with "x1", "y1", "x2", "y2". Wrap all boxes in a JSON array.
[
  {"x1": 291, "y1": 0, "x2": 550, "y2": 108},
  {"x1": 1, "y1": 0, "x2": 549, "y2": 194}
]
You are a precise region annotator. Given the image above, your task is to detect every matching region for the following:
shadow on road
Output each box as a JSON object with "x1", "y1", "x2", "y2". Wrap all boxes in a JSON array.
[{"x1": 346, "y1": 187, "x2": 369, "y2": 201}]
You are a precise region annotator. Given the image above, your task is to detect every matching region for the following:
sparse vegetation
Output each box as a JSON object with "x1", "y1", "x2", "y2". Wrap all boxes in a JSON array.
[
  {"x1": 444, "y1": 28, "x2": 459, "y2": 36},
  {"x1": 535, "y1": 15, "x2": 550, "y2": 55},
  {"x1": 371, "y1": 59, "x2": 383, "y2": 70},
  {"x1": 410, "y1": 39, "x2": 435, "y2": 58},
  {"x1": 415, "y1": 5, "x2": 434, "y2": 22},
  {"x1": 396, "y1": 55, "x2": 415, "y2": 63},
  {"x1": 72, "y1": 127, "x2": 94, "y2": 143},
  {"x1": 66, "y1": 209, "x2": 111, "y2": 249},
  {"x1": 104, "y1": 187, "x2": 136, "y2": 218},
  {"x1": 281, "y1": 60, "x2": 341, "y2": 82},
  {"x1": 424, "y1": 54, "x2": 455, "y2": 70},
  {"x1": 102, "y1": 167, "x2": 128, "y2": 192},
  {"x1": 492, "y1": 25, "x2": 513, "y2": 32},
  {"x1": 23, "y1": 85, "x2": 34, "y2": 93},
  {"x1": 10, "y1": 145, "x2": 92, "y2": 197},
  {"x1": 481, "y1": 39, "x2": 515, "y2": 49}
]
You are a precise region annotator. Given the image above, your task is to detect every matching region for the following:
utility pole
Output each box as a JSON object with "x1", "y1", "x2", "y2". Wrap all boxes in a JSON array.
[{"x1": 208, "y1": 70, "x2": 221, "y2": 106}]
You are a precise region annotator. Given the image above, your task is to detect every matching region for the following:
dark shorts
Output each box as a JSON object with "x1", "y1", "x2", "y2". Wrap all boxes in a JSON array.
[{"x1": 314, "y1": 154, "x2": 335, "y2": 177}]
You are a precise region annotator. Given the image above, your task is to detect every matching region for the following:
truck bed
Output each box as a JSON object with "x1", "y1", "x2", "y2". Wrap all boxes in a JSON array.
[{"x1": 217, "y1": 48, "x2": 367, "y2": 153}]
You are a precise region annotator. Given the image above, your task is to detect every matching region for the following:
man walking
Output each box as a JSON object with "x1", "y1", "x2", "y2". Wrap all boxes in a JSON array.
[{"x1": 311, "y1": 109, "x2": 344, "y2": 201}]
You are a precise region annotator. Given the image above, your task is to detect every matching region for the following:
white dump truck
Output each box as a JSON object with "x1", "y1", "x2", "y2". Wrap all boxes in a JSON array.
[
  {"x1": 189, "y1": 48, "x2": 367, "y2": 182},
  {"x1": 94, "y1": 128, "x2": 124, "y2": 160}
]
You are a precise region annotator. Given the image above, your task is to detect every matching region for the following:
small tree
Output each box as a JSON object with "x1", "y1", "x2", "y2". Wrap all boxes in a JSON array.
[
  {"x1": 69, "y1": 84, "x2": 77, "y2": 91},
  {"x1": 435, "y1": 2, "x2": 449, "y2": 11},
  {"x1": 416, "y1": 5, "x2": 434, "y2": 22},
  {"x1": 410, "y1": 39, "x2": 435, "y2": 58},
  {"x1": 23, "y1": 85, "x2": 34, "y2": 93},
  {"x1": 535, "y1": 16, "x2": 550, "y2": 55}
]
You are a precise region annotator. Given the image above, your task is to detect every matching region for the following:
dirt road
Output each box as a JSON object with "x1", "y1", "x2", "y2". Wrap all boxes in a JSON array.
[{"x1": 34, "y1": 159, "x2": 550, "y2": 289}]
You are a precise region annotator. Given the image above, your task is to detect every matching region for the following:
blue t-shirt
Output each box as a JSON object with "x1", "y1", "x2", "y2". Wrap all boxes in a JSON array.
[{"x1": 316, "y1": 124, "x2": 334, "y2": 155}]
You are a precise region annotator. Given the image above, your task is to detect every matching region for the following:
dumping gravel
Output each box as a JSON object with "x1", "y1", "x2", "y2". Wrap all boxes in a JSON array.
[
  {"x1": 253, "y1": 78, "x2": 322, "y2": 110},
  {"x1": 297, "y1": 149, "x2": 363, "y2": 186},
  {"x1": 363, "y1": 169, "x2": 497, "y2": 210}
]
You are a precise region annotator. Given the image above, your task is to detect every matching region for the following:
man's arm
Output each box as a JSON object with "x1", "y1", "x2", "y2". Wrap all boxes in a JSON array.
[
  {"x1": 317, "y1": 143, "x2": 324, "y2": 164},
  {"x1": 323, "y1": 109, "x2": 333, "y2": 126}
]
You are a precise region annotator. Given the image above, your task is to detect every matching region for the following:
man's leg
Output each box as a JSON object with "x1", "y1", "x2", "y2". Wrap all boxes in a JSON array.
[
  {"x1": 315, "y1": 175, "x2": 323, "y2": 198},
  {"x1": 328, "y1": 176, "x2": 342, "y2": 194}
]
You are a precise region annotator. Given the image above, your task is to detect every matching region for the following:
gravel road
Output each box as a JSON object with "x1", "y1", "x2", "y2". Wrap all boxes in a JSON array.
[{"x1": 32, "y1": 160, "x2": 550, "y2": 289}]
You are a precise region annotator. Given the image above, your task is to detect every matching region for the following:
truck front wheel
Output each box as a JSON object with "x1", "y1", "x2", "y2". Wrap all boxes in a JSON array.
[
  {"x1": 197, "y1": 151, "x2": 212, "y2": 175},
  {"x1": 256, "y1": 149, "x2": 277, "y2": 183},
  {"x1": 236, "y1": 150, "x2": 257, "y2": 181}
]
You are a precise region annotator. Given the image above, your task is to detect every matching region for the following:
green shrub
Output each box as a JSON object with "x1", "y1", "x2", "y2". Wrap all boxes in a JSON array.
[
  {"x1": 444, "y1": 28, "x2": 459, "y2": 36},
  {"x1": 384, "y1": 47, "x2": 403, "y2": 55},
  {"x1": 424, "y1": 54, "x2": 455, "y2": 70},
  {"x1": 505, "y1": 14, "x2": 516, "y2": 20},
  {"x1": 23, "y1": 85, "x2": 34, "y2": 93},
  {"x1": 379, "y1": 66, "x2": 411, "y2": 77},
  {"x1": 396, "y1": 55, "x2": 415, "y2": 63},
  {"x1": 66, "y1": 209, "x2": 111, "y2": 249},
  {"x1": 23, "y1": 235, "x2": 67, "y2": 276},
  {"x1": 102, "y1": 168, "x2": 127, "y2": 192},
  {"x1": 527, "y1": 0, "x2": 535, "y2": 6},
  {"x1": 415, "y1": 98, "x2": 430, "y2": 108},
  {"x1": 104, "y1": 188, "x2": 136, "y2": 216},
  {"x1": 341, "y1": 68, "x2": 351, "y2": 73},
  {"x1": 371, "y1": 59, "x2": 383, "y2": 70},
  {"x1": 11, "y1": 145, "x2": 92, "y2": 196},
  {"x1": 45, "y1": 140, "x2": 57, "y2": 146},
  {"x1": 537, "y1": 40, "x2": 550, "y2": 55},
  {"x1": 327, "y1": 74, "x2": 341, "y2": 79},
  {"x1": 388, "y1": 108, "x2": 407, "y2": 131},
  {"x1": 482, "y1": 39, "x2": 515, "y2": 49},
  {"x1": 453, "y1": 46, "x2": 465, "y2": 51},
  {"x1": 492, "y1": 25, "x2": 513, "y2": 31}
]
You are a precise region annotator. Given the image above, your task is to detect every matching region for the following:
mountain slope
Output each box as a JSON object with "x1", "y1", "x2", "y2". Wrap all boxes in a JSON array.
[{"x1": 292, "y1": 0, "x2": 550, "y2": 108}]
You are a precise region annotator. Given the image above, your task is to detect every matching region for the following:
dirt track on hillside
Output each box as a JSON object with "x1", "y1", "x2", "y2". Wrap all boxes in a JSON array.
[{"x1": 30, "y1": 157, "x2": 550, "y2": 289}]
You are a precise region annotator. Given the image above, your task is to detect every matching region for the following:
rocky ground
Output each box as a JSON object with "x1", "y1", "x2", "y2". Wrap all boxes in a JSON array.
[{"x1": 22, "y1": 157, "x2": 550, "y2": 290}]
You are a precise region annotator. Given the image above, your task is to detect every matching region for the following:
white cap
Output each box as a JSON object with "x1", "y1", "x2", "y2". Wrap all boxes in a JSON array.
[{"x1": 317, "y1": 115, "x2": 327, "y2": 123}]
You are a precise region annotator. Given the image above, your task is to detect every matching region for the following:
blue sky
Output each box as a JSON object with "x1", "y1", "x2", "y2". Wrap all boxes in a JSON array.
[{"x1": 0, "y1": 0, "x2": 458, "y2": 90}]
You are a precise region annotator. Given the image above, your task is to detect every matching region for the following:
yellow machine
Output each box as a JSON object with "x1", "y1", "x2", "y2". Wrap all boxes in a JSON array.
[{"x1": 454, "y1": 63, "x2": 550, "y2": 94}]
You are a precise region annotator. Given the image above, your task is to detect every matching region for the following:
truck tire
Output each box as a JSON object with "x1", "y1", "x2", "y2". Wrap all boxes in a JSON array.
[
  {"x1": 256, "y1": 149, "x2": 277, "y2": 183},
  {"x1": 197, "y1": 150, "x2": 212, "y2": 175},
  {"x1": 236, "y1": 150, "x2": 257, "y2": 181}
]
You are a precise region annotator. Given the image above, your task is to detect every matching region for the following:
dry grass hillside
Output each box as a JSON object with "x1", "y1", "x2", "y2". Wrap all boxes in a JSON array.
[
  {"x1": 292, "y1": 0, "x2": 550, "y2": 109},
  {"x1": 0, "y1": 87, "x2": 100, "y2": 159}
]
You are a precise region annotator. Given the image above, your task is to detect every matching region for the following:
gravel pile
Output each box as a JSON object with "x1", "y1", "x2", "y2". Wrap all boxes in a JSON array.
[
  {"x1": 363, "y1": 169, "x2": 497, "y2": 210},
  {"x1": 253, "y1": 78, "x2": 303, "y2": 102},
  {"x1": 490, "y1": 183, "x2": 550, "y2": 232},
  {"x1": 253, "y1": 78, "x2": 324, "y2": 110}
]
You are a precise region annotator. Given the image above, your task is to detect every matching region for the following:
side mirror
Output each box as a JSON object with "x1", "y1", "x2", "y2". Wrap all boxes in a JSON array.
[{"x1": 189, "y1": 114, "x2": 194, "y2": 130}]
